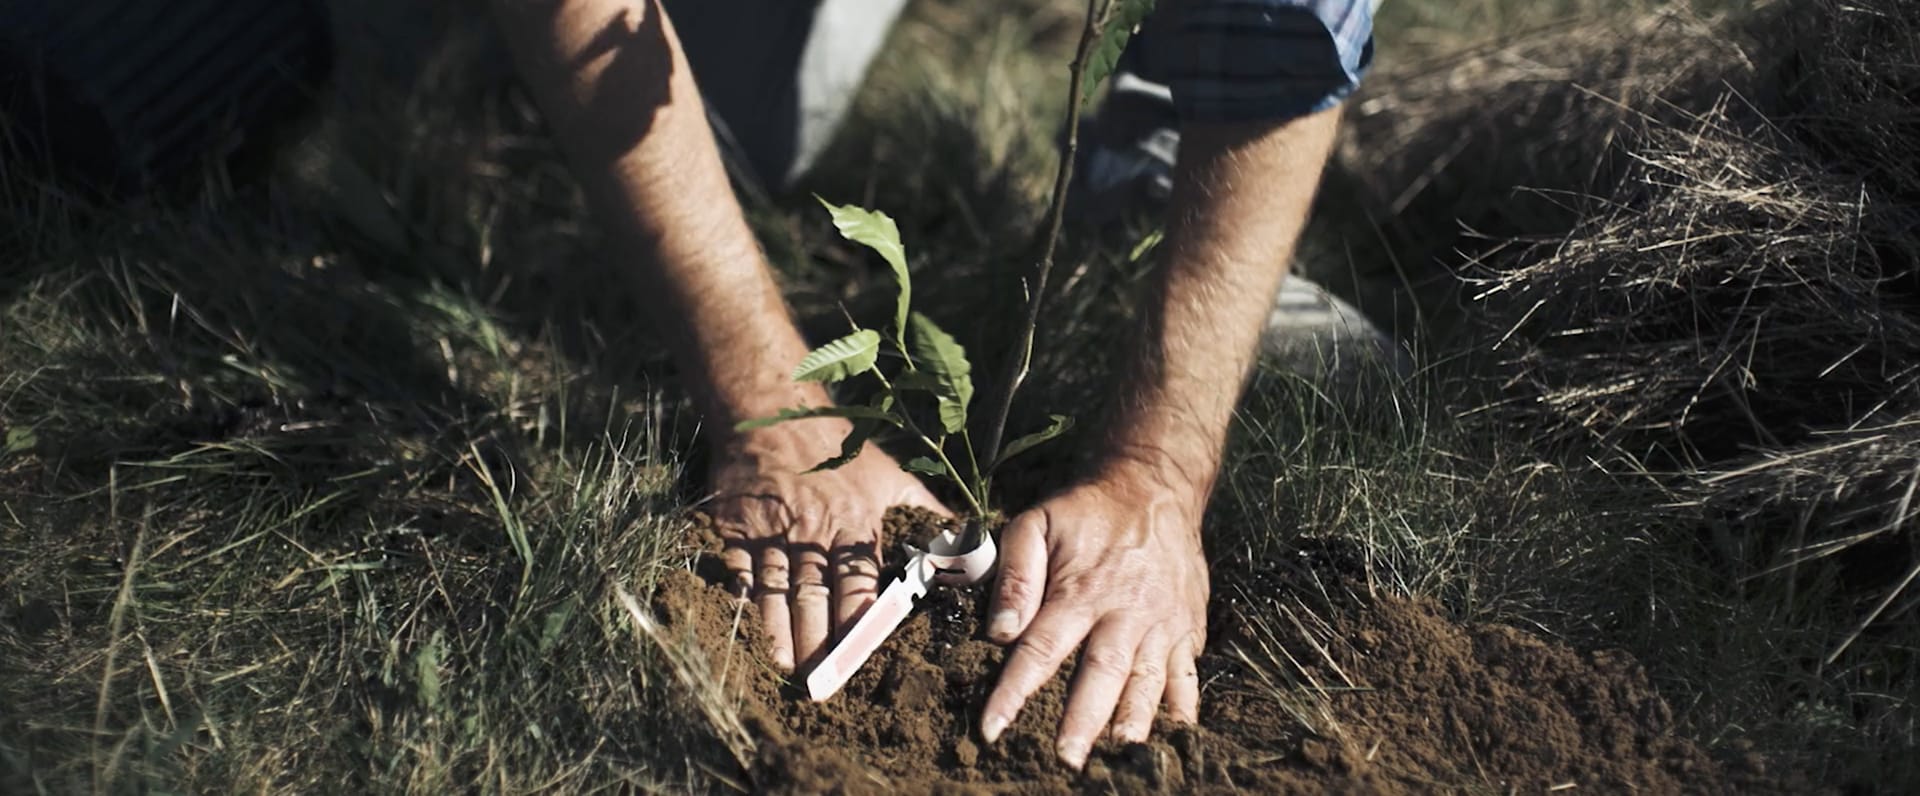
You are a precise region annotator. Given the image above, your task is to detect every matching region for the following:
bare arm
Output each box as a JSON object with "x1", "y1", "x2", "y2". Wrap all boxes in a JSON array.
[
  {"x1": 983, "y1": 108, "x2": 1343, "y2": 767},
  {"x1": 1104, "y1": 110, "x2": 1344, "y2": 500},
  {"x1": 491, "y1": 0, "x2": 949, "y2": 671},
  {"x1": 489, "y1": 0, "x2": 816, "y2": 424}
]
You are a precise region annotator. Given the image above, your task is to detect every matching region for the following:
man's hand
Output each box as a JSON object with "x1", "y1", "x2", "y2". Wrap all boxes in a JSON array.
[
  {"x1": 978, "y1": 462, "x2": 1209, "y2": 769},
  {"x1": 496, "y1": 0, "x2": 944, "y2": 676},
  {"x1": 711, "y1": 419, "x2": 952, "y2": 672},
  {"x1": 975, "y1": 111, "x2": 1344, "y2": 769}
]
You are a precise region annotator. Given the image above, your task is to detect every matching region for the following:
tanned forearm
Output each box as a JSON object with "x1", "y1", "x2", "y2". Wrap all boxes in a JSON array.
[
  {"x1": 1102, "y1": 108, "x2": 1344, "y2": 501},
  {"x1": 490, "y1": 0, "x2": 827, "y2": 428}
]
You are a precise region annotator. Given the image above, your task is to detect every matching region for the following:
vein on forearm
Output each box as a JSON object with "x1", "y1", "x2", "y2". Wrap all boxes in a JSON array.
[{"x1": 1106, "y1": 109, "x2": 1343, "y2": 497}]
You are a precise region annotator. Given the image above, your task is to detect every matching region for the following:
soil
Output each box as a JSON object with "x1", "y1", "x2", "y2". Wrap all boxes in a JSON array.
[{"x1": 659, "y1": 509, "x2": 1772, "y2": 794}]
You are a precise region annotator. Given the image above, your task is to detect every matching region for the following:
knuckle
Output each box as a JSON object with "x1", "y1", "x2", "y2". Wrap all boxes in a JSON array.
[
  {"x1": 833, "y1": 558, "x2": 879, "y2": 579},
  {"x1": 1130, "y1": 657, "x2": 1167, "y2": 681},
  {"x1": 996, "y1": 566, "x2": 1041, "y2": 604},
  {"x1": 834, "y1": 586, "x2": 878, "y2": 607},
  {"x1": 793, "y1": 502, "x2": 829, "y2": 530},
  {"x1": 1017, "y1": 630, "x2": 1073, "y2": 664},
  {"x1": 1080, "y1": 646, "x2": 1133, "y2": 680},
  {"x1": 791, "y1": 582, "x2": 831, "y2": 606},
  {"x1": 792, "y1": 561, "x2": 828, "y2": 585}
]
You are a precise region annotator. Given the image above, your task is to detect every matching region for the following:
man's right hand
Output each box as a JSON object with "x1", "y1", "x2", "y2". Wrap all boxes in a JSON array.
[{"x1": 710, "y1": 418, "x2": 952, "y2": 672}]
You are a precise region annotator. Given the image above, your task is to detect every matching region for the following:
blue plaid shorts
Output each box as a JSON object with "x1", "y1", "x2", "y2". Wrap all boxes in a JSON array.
[{"x1": 1163, "y1": 0, "x2": 1376, "y2": 123}]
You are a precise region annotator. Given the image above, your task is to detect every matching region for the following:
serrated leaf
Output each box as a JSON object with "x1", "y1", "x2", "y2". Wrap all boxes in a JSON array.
[
  {"x1": 993, "y1": 414, "x2": 1075, "y2": 469},
  {"x1": 733, "y1": 403, "x2": 901, "y2": 433},
  {"x1": 903, "y1": 456, "x2": 948, "y2": 478},
  {"x1": 792, "y1": 329, "x2": 882, "y2": 383},
  {"x1": 818, "y1": 199, "x2": 912, "y2": 350},
  {"x1": 908, "y1": 312, "x2": 974, "y2": 434},
  {"x1": 1081, "y1": 0, "x2": 1158, "y2": 105}
]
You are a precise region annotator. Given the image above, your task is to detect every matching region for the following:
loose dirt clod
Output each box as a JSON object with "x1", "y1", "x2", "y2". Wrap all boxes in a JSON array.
[{"x1": 654, "y1": 509, "x2": 1753, "y2": 794}]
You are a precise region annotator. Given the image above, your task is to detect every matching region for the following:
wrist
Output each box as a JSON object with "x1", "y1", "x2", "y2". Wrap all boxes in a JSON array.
[
  {"x1": 1091, "y1": 436, "x2": 1218, "y2": 514},
  {"x1": 1096, "y1": 396, "x2": 1226, "y2": 493}
]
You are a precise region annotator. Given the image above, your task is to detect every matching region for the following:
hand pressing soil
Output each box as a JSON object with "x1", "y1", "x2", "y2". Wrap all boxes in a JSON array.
[{"x1": 654, "y1": 508, "x2": 1780, "y2": 794}]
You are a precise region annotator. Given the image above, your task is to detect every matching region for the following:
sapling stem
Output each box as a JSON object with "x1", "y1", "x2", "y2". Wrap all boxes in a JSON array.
[
  {"x1": 978, "y1": 0, "x2": 1110, "y2": 471},
  {"x1": 871, "y1": 366, "x2": 987, "y2": 518}
]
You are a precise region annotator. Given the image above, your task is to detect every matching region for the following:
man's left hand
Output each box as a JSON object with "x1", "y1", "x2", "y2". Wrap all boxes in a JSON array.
[{"x1": 976, "y1": 463, "x2": 1210, "y2": 769}]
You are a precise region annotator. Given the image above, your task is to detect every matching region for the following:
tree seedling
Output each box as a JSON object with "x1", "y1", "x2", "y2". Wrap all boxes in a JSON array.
[{"x1": 737, "y1": 0, "x2": 1156, "y2": 701}]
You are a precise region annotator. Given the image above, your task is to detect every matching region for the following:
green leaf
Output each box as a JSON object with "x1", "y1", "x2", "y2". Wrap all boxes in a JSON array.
[
  {"x1": 818, "y1": 199, "x2": 912, "y2": 348},
  {"x1": 1081, "y1": 0, "x2": 1158, "y2": 105},
  {"x1": 993, "y1": 414, "x2": 1075, "y2": 469},
  {"x1": 907, "y1": 312, "x2": 974, "y2": 434},
  {"x1": 903, "y1": 456, "x2": 948, "y2": 478},
  {"x1": 733, "y1": 403, "x2": 900, "y2": 433},
  {"x1": 792, "y1": 329, "x2": 883, "y2": 383},
  {"x1": 810, "y1": 418, "x2": 884, "y2": 473},
  {"x1": 4, "y1": 426, "x2": 37, "y2": 456}
]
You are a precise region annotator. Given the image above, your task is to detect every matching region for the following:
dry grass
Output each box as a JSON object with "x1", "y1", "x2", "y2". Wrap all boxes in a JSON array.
[
  {"x1": 1375, "y1": 0, "x2": 1920, "y2": 783},
  {"x1": 1312, "y1": 4, "x2": 1763, "y2": 339}
]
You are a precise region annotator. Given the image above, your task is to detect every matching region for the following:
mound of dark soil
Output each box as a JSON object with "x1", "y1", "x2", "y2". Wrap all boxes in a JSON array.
[{"x1": 655, "y1": 510, "x2": 1760, "y2": 794}]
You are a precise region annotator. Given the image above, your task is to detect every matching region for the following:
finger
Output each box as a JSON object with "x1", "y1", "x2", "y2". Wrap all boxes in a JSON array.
[
  {"x1": 1164, "y1": 634, "x2": 1201, "y2": 725},
  {"x1": 754, "y1": 545, "x2": 795, "y2": 672},
  {"x1": 1055, "y1": 621, "x2": 1147, "y2": 769},
  {"x1": 979, "y1": 609, "x2": 1088, "y2": 746},
  {"x1": 1109, "y1": 630, "x2": 1175, "y2": 744},
  {"x1": 721, "y1": 544, "x2": 753, "y2": 599},
  {"x1": 789, "y1": 544, "x2": 832, "y2": 669},
  {"x1": 987, "y1": 511, "x2": 1049, "y2": 643},
  {"x1": 830, "y1": 541, "x2": 882, "y2": 631}
]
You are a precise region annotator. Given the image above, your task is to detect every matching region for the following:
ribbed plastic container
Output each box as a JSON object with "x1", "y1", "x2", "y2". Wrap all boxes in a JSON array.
[{"x1": 1, "y1": 0, "x2": 331, "y2": 191}]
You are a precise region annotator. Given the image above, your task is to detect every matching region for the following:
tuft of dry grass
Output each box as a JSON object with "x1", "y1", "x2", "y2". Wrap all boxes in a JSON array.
[
  {"x1": 1310, "y1": 4, "x2": 1761, "y2": 339},
  {"x1": 1478, "y1": 94, "x2": 1920, "y2": 462},
  {"x1": 1388, "y1": 0, "x2": 1920, "y2": 784}
]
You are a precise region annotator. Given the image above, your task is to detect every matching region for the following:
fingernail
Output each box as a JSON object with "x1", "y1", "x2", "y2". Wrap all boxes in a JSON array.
[
  {"x1": 987, "y1": 610, "x2": 1019, "y2": 641},
  {"x1": 981, "y1": 714, "x2": 1008, "y2": 745},
  {"x1": 1058, "y1": 738, "x2": 1090, "y2": 770}
]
